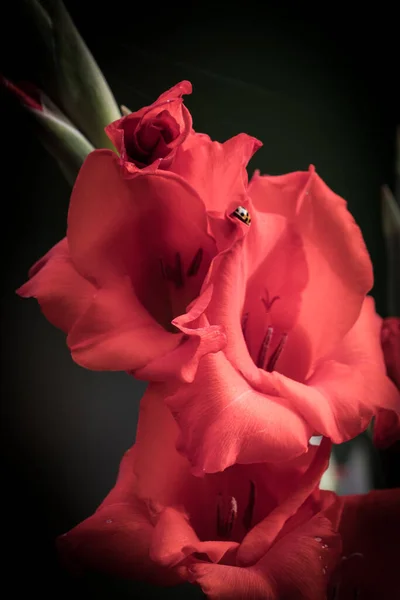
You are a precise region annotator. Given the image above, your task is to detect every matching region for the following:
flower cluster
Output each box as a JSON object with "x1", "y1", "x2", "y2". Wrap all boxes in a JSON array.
[{"x1": 19, "y1": 82, "x2": 400, "y2": 599}]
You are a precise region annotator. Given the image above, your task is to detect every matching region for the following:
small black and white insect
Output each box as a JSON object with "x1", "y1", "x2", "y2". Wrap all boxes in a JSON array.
[{"x1": 231, "y1": 205, "x2": 251, "y2": 226}]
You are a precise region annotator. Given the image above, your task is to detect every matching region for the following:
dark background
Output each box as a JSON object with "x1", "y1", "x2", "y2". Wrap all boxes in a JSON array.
[{"x1": 1, "y1": 2, "x2": 399, "y2": 598}]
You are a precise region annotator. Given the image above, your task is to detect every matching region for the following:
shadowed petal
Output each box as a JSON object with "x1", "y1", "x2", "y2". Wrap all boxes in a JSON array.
[{"x1": 249, "y1": 167, "x2": 373, "y2": 375}]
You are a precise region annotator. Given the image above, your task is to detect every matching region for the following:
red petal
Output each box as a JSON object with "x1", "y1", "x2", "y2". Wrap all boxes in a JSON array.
[
  {"x1": 189, "y1": 494, "x2": 341, "y2": 600},
  {"x1": 67, "y1": 279, "x2": 185, "y2": 371},
  {"x1": 237, "y1": 439, "x2": 332, "y2": 566},
  {"x1": 171, "y1": 133, "x2": 262, "y2": 213},
  {"x1": 136, "y1": 286, "x2": 227, "y2": 383},
  {"x1": 270, "y1": 296, "x2": 400, "y2": 442},
  {"x1": 150, "y1": 507, "x2": 238, "y2": 567},
  {"x1": 57, "y1": 440, "x2": 179, "y2": 584},
  {"x1": 188, "y1": 561, "x2": 274, "y2": 599},
  {"x1": 64, "y1": 149, "x2": 220, "y2": 375},
  {"x1": 251, "y1": 512, "x2": 341, "y2": 600},
  {"x1": 203, "y1": 213, "x2": 308, "y2": 386},
  {"x1": 17, "y1": 238, "x2": 95, "y2": 332},
  {"x1": 165, "y1": 350, "x2": 312, "y2": 476},
  {"x1": 249, "y1": 167, "x2": 373, "y2": 374},
  {"x1": 130, "y1": 385, "x2": 196, "y2": 507},
  {"x1": 68, "y1": 149, "x2": 214, "y2": 288},
  {"x1": 57, "y1": 498, "x2": 180, "y2": 585}
]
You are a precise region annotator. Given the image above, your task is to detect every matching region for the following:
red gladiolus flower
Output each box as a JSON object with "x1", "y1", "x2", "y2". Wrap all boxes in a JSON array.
[
  {"x1": 329, "y1": 488, "x2": 400, "y2": 599},
  {"x1": 105, "y1": 81, "x2": 193, "y2": 172},
  {"x1": 374, "y1": 317, "x2": 400, "y2": 448},
  {"x1": 18, "y1": 84, "x2": 400, "y2": 469},
  {"x1": 162, "y1": 168, "x2": 400, "y2": 473},
  {"x1": 57, "y1": 386, "x2": 342, "y2": 599},
  {"x1": 17, "y1": 131, "x2": 257, "y2": 382}
]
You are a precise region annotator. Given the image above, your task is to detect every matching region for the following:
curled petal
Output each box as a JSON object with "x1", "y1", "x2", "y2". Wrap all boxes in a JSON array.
[
  {"x1": 17, "y1": 238, "x2": 95, "y2": 332},
  {"x1": 150, "y1": 507, "x2": 238, "y2": 568},
  {"x1": 106, "y1": 81, "x2": 192, "y2": 171},
  {"x1": 137, "y1": 288, "x2": 227, "y2": 383}
]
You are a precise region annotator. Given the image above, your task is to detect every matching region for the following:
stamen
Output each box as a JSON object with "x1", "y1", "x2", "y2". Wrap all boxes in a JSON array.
[
  {"x1": 261, "y1": 293, "x2": 280, "y2": 313},
  {"x1": 257, "y1": 327, "x2": 273, "y2": 370},
  {"x1": 266, "y1": 333, "x2": 287, "y2": 372},
  {"x1": 162, "y1": 252, "x2": 184, "y2": 288},
  {"x1": 187, "y1": 248, "x2": 203, "y2": 277},
  {"x1": 216, "y1": 494, "x2": 238, "y2": 538},
  {"x1": 227, "y1": 497, "x2": 238, "y2": 537},
  {"x1": 242, "y1": 480, "x2": 256, "y2": 531},
  {"x1": 174, "y1": 252, "x2": 184, "y2": 288}
]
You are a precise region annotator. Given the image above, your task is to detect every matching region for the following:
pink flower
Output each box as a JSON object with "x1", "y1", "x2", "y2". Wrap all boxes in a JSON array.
[
  {"x1": 18, "y1": 84, "x2": 400, "y2": 470},
  {"x1": 162, "y1": 167, "x2": 400, "y2": 473},
  {"x1": 17, "y1": 126, "x2": 260, "y2": 385},
  {"x1": 58, "y1": 386, "x2": 342, "y2": 599}
]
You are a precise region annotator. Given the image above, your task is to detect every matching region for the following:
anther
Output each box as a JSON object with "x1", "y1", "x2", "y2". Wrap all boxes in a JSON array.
[
  {"x1": 162, "y1": 252, "x2": 184, "y2": 288},
  {"x1": 257, "y1": 327, "x2": 273, "y2": 370},
  {"x1": 266, "y1": 333, "x2": 287, "y2": 372},
  {"x1": 217, "y1": 495, "x2": 238, "y2": 538},
  {"x1": 187, "y1": 248, "x2": 203, "y2": 277},
  {"x1": 242, "y1": 480, "x2": 256, "y2": 531}
]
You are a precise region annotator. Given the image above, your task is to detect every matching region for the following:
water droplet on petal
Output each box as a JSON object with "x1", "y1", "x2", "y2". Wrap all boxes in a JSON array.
[
  {"x1": 323, "y1": 567, "x2": 327, "y2": 575},
  {"x1": 322, "y1": 543, "x2": 329, "y2": 549},
  {"x1": 315, "y1": 537, "x2": 322, "y2": 542},
  {"x1": 106, "y1": 519, "x2": 113, "y2": 524}
]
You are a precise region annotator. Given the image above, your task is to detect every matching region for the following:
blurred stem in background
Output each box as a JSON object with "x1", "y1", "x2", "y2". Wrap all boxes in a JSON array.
[
  {"x1": 1, "y1": 0, "x2": 121, "y2": 183},
  {"x1": 22, "y1": 0, "x2": 121, "y2": 149}
]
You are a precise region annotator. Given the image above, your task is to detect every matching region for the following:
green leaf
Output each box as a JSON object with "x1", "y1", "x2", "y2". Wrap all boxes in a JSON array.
[
  {"x1": 32, "y1": 93, "x2": 94, "y2": 186},
  {"x1": 23, "y1": 0, "x2": 121, "y2": 150},
  {"x1": 36, "y1": 106, "x2": 95, "y2": 185}
]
